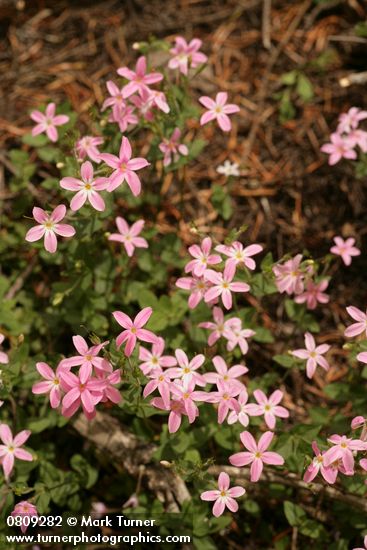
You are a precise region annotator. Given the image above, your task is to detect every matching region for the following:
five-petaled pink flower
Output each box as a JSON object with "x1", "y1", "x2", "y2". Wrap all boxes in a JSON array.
[
  {"x1": 139, "y1": 337, "x2": 177, "y2": 375},
  {"x1": 294, "y1": 279, "x2": 329, "y2": 310},
  {"x1": 25, "y1": 205, "x2": 75, "y2": 254},
  {"x1": 30, "y1": 102, "x2": 69, "y2": 142},
  {"x1": 337, "y1": 107, "x2": 367, "y2": 134},
  {"x1": 320, "y1": 132, "x2": 356, "y2": 165},
  {"x1": 11, "y1": 501, "x2": 38, "y2": 534},
  {"x1": 204, "y1": 263, "x2": 250, "y2": 310},
  {"x1": 199, "y1": 307, "x2": 241, "y2": 346},
  {"x1": 102, "y1": 81, "x2": 127, "y2": 117},
  {"x1": 199, "y1": 92, "x2": 240, "y2": 132},
  {"x1": 168, "y1": 37, "x2": 207, "y2": 75},
  {"x1": 166, "y1": 349, "x2": 206, "y2": 387},
  {"x1": 75, "y1": 136, "x2": 104, "y2": 163},
  {"x1": 159, "y1": 128, "x2": 189, "y2": 167},
  {"x1": 227, "y1": 389, "x2": 253, "y2": 427},
  {"x1": 291, "y1": 332, "x2": 330, "y2": 379},
  {"x1": 330, "y1": 236, "x2": 360, "y2": 266},
  {"x1": 0, "y1": 424, "x2": 33, "y2": 479},
  {"x1": 0, "y1": 334, "x2": 9, "y2": 364},
  {"x1": 225, "y1": 323, "x2": 255, "y2": 355},
  {"x1": 200, "y1": 472, "x2": 245, "y2": 517},
  {"x1": 246, "y1": 390, "x2": 289, "y2": 430},
  {"x1": 117, "y1": 56, "x2": 163, "y2": 98},
  {"x1": 108, "y1": 217, "x2": 148, "y2": 257},
  {"x1": 99, "y1": 136, "x2": 150, "y2": 195},
  {"x1": 176, "y1": 275, "x2": 213, "y2": 309},
  {"x1": 303, "y1": 441, "x2": 338, "y2": 484},
  {"x1": 197, "y1": 381, "x2": 241, "y2": 424},
  {"x1": 216, "y1": 242, "x2": 263, "y2": 271},
  {"x1": 59, "y1": 370, "x2": 105, "y2": 420},
  {"x1": 204, "y1": 356, "x2": 247, "y2": 389},
  {"x1": 323, "y1": 434, "x2": 367, "y2": 474},
  {"x1": 344, "y1": 306, "x2": 367, "y2": 338},
  {"x1": 185, "y1": 237, "x2": 222, "y2": 277},
  {"x1": 143, "y1": 368, "x2": 173, "y2": 409},
  {"x1": 150, "y1": 396, "x2": 188, "y2": 433},
  {"x1": 170, "y1": 379, "x2": 205, "y2": 423},
  {"x1": 229, "y1": 431, "x2": 284, "y2": 482},
  {"x1": 32, "y1": 362, "x2": 65, "y2": 408},
  {"x1": 59, "y1": 336, "x2": 111, "y2": 381},
  {"x1": 113, "y1": 307, "x2": 158, "y2": 357},
  {"x1": 272, "y1": 254, "x2": 304, "y2": 295},
  {"x1": 60, "y1": 161, "x2": 109, "y2": 212}
]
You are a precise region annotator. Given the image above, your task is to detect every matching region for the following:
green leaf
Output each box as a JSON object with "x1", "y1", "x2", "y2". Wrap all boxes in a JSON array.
[
  {"x1": 280, "y1": 70, "x2": 298, "y2": 86},
  {"x1": 283, "y1": 501, "x2": 306, "y2": 526},
  {"x1": 273, "y1": 354, "x2": 295, "y2": 368},
  {"x1": 296, "y1": 74, "x2": 314, "y2": 102}
]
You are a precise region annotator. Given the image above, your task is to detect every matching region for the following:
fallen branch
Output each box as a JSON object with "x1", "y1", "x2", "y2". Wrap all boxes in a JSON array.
[{"x1": 73, "y1": 411, "x2": 190, "y2": 513}]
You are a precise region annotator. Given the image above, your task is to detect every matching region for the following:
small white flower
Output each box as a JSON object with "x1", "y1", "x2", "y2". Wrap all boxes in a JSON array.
[{"x1": 216, "y1": 160, "x2": 240, "y2": 177}]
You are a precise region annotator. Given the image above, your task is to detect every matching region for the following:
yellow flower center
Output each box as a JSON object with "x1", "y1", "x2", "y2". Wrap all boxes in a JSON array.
[
  {"x1": 220, "y1": 490, "x2": 226, "y2": 497},
  {"x1": 85, "y1": 183, "x2": 92, "y2": 190},
  {"x1": 183, "y1": 368, "x2": 190, "y2": 374}
]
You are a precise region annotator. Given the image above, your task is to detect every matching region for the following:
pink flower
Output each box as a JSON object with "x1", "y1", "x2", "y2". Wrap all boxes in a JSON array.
[
  {"x1": 323, "y1": 434, "x2": 367, "y2": 473},
  {"x1": 117, "y1": 56, "x2": 163, "y2": 98},
  {"x1": 224, "y1": 323, "x2": 255, "y2": 355},
  {"x1": 337, "y1": 107, "x2": 367, "y2": 133},
  {"x1": 216, "y1": 242, "x2": 263, "y2": 271},
  {"x1": 203, "y1": 356, "x2": 247, "y2": 389},
  {"x1": 143, "y1": 368, "x2": 173, "y2": 408},
  {"x1": 348, "y1": 129, "x2": 367, "y2": 152},
  {"x1": 108, "y1": 217, "x2": 148, "y2": 257},
  {"x1": 159, "y1": 128, "x2": 189, "y2": 167},
  {"x1": 59, "y1": 370, "x2": 105, "y2": 420},
  {"x1": 99, "y1": 136, "x2": 150, "y2": 195},
  {"x1": 246, "y1": 390, "x2": 289, "y2": 430},
  {"x1": 320, "y1": 132, "x2": 357, "y2": 165},
  {"x1": 59, "y1": 336, "x2": 112, "y2": 381},
  {"x1": 168, "y1": 37, "x2": 207, "y2": 75},
  {"x1": 294, "y1": 279, "x2": 329, "y2": 310},
  {"x1": 330, "y1": 236, "x2": 360, "y2": 266},
  {"x1": 227, "y1": 390, "x2": 254, "y2": 427},
  {"x1": 30, "y1": 102, "x2": 69, "y2": 142},
  {"x1": 0, "y1": 424, "x2": 33, "y2": 479},
  {"x1": 185, "y1": 237, "x2": 222, "y2": 277},
  {"x1": 60, "y1": 161, "x2": 109, "y2": 212},
  {"x1": 102, "y1": 81, "x2": 127, "y2": 117},
  {"x1": 291, "y1": 332, "x2": 330, "y2": 379},
  {"x1": 344, "y1": 306, "x2": 367, "y2": 338},
  {"x1": 109, "y1": 104, "x2": 138, "y2": 132},
  {"x1": 198, "y1": 307, "x2": 241, "y2": 346},
  {"x1": 130, "y1": 89, "x2": 155, "y2": 121},
  {"x1": 197, "y1": 381, "x2": 241, "y2": 424},
  {"x1": 96, "y1": 368, "x2": 122, "y2": 405},
  {"x1": 176, "y1": 275, "x2": 213, "y2": 309},
  {"x1": 139, "y1": 337, "x2": 177, "y2": 375},
  {"x1": 113, "y1": 307, "x2": 158, "y2": 357},
  {"x1": 147, "y1": 90, "x2": 170, "y2": 114},
  {"x1": 229, "y1": 431, "x2": 284, "y2": 482},
  {"x1": 353, "y1": 535, "x2": 367, "y2": 550},
  {"x1": 0, "y1": 334, "x2": 9, "y2": 364},
  {"x1": 170, "y1": 379, "x2": 204, "y2": 423},
  {"x1": 75, "y1": 136, "x2": 104, "y2": 163},
  {"x1": 199, "y1": 92, "x2": 240, "y2": 132},
  {"x1": 272, "y1": 254, "x2": 304, "y2": 295},
  {"x1": 200, "y1": 472, "x2": 245, "y2": 517},
  {"x1": 11, "y1": 501, "x2": 38, "y2": 534},
  {"x1": 166, "y1": 349, "x2": 206, "y2": 387},
  {"x1": 32, "y1": 362, "x2": 65, "y2": 408},
  {"x1": 303, "y1": 441, "x2": 338, "y2": 484},
  {"x1": 351, "y1": 416, "x2": 366, "y2": 430},
  {"x1": 151, "y1": 396, "x2": 188, "y2": 434},
  {"x1": 25, "y1": 205, "x2": 75, "y2": 254},
  {"x1": 204, "y1": 263, "x2": 250, "y2": 310}
]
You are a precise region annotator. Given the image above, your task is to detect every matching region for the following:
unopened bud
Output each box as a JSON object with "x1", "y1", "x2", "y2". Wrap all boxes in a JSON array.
[{"x1": 56, "y1": 162, "x2": 65, "y2": 169}]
